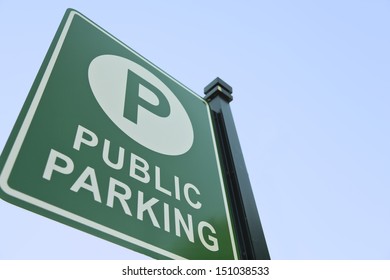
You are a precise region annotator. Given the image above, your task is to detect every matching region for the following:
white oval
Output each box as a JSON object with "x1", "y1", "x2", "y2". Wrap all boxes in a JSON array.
[{"x1": 88, "y1": 54, "x2": 194, "y2": 156}]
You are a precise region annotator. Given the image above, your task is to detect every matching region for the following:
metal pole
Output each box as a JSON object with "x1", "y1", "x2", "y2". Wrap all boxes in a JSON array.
[{"x1": 204, "y1": 77, "x2": 270, "y2": 260}]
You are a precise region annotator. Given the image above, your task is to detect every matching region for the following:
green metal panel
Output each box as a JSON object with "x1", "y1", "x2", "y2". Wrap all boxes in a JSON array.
[{"x1": 0, "y1": 9, "x2": 238, "y2": 260}]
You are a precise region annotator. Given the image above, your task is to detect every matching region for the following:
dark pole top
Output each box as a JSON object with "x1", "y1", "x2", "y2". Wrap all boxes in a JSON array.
[
  {"x1": 204, "y1": 77, "x2": 233, "y2": 103},
  {"x1": 203, "y1": 77, "x2": 270, "y2": 259}
]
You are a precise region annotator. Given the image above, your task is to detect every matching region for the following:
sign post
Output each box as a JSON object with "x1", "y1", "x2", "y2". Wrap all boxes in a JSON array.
[
  {"x1": 0, "y1": 9, "x2": 238, "y2": 259},
  {"x1": 204, "y1": 78, "x2": 270, "y2": 259}
]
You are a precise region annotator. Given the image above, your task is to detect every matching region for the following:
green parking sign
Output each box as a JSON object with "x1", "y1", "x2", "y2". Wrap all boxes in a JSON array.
[{"x1": 0, "y1": 9, "x2": 238, "y2": 259}]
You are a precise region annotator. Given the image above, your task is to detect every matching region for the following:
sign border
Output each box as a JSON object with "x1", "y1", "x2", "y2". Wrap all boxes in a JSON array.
[{"x1": 0, "y1": 9, "x2": 238, "y2": 260}]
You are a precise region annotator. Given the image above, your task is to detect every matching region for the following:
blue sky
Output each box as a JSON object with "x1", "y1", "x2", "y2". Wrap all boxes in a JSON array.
[{"x1": 0, "y1": 1, "x2": 389, "y2": 259}]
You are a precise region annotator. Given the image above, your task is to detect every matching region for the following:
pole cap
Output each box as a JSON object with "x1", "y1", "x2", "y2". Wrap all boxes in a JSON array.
[{"x1": 204, "y1": 77, "x2": 233, "y2": 103}]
